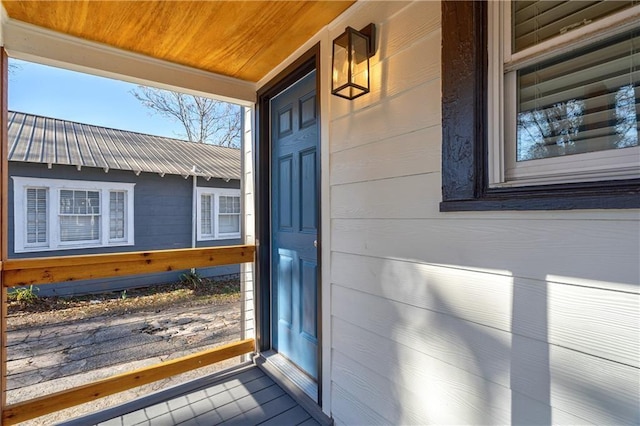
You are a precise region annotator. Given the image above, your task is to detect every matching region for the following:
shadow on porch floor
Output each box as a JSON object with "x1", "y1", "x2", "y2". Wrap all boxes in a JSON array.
[{"x1": 60, "y1": 363, "x2": 327, "y2": 426}]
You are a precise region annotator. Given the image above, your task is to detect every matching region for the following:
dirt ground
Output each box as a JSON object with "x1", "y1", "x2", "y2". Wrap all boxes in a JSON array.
[{"x1": 5, "y1": 277, "x2": 245, "y2": 425}]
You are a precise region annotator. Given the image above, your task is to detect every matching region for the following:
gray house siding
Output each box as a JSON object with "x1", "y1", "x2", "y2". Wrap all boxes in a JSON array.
[{"x1": 9, "y1": 162, "x2": 241, "y2": 296}]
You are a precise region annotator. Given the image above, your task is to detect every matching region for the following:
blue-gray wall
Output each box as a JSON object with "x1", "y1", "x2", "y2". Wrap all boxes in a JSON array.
[{"x1": 9, "y1": 162, "x2": 242, "y2": 296}]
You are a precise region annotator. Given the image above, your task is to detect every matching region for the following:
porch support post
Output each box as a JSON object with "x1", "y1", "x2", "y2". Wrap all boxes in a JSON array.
[{"x1": 1, "y1": 47, "x2": 9, "y2": 422}]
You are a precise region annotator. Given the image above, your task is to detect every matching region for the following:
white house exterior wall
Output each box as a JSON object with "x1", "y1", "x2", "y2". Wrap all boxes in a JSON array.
[
  {"x1": 241, "y1": 106, "x2": 256, "y2": 347},
  {"x1": 264, "y1": 1, "x2": 640, "y2": 424}
]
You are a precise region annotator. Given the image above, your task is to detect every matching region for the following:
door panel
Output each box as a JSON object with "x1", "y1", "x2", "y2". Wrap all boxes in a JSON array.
[
  {"x1": 278, "y1": 156, "x2": 293, "y2": 230},
  {"x1": 300, "y1": 259, "x2": 317, "y2": 339},
  {"x1": 271, "y1": 70, "x2": 318, "y2": 379},
  {"x1": 300, "y1": 148, "x2": 317, "y2": 233}
]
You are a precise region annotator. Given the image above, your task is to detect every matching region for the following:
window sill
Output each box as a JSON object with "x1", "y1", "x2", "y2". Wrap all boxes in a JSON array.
[
  {"x1": 440, "y1": 180, "x2": 640, "y2": 212},
  {"x1": 15, "y1": 241, "x2": 135, "y2": 253},
  {"x1": 197, "y1": 234, "x2": 241, "y2": 242}
]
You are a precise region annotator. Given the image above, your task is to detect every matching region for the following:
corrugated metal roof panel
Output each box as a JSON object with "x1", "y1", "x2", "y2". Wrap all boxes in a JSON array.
[{"x1": 8, "y1": 111, "x2": 241, "y2": 180}]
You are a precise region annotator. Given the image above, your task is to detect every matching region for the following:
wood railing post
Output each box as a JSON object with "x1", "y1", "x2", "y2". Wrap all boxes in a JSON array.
[{"x1": 1, "y1": 47, "x2": 10, "y2": 426}]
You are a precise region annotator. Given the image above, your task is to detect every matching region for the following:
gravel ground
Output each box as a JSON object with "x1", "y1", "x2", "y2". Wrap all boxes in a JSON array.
[{"x1": 5, "y1": 279, "x2": 245, "y2": 425}]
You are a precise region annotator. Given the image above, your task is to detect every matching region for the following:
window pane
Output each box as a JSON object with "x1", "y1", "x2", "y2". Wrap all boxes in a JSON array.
[
  {"x1": 60, "y1": 216, "x2": 100, "y2": 241},
  {"x1": 218, "y1": 195, "x2": 240, "y2": 235},
  {"x1": 109, "y1": 191, "x2": 125, "y2": 240},
  {"x1": 513, "y1": 1, "x2": 636, "y2": 52},
  {"x1": 219, "y1": 196, "x2": 240, "y2": 214},
  {"x1": 516, "y1": 29, "x2": 639, "y2": 161},
  {"x1": 26, "y1": 188, "x2": 47, "y2": 244},
  {"x1": 60, "y1": 189, "x2": 73, "y2": 214},
  {"x1": 60, "y1": 189, "x2": 101, "y2": 242},
  {"x1": 60, "y1": 190, "x2": 100, "y2": 214},
  {"x1": 219, "y1": 214, "x2": 240, "y2": 234},
  {"x1": 201, "y1": 194, "x2": 212, "y2": 235}
]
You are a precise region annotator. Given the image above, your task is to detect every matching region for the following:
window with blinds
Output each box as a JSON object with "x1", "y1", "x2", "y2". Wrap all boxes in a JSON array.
[
  {"x1": 196, "y1": 188, "x2": 241, "y2": 240},
  {"x1": 13, "y1": 177, "x2": 134, "y2": 252},
  {"x1": 59, "y1": 190, "x2": 101, "y2": 242},
  {"x1": 26, "y1": 188, "x2": 47, "y2": 246},
  {"x1": 516, "y1": 29, "x2": 639, "y2": 161},
  {"x1": 512, "y1": 1, "x2": 636, "y2": 52},
  {"x1": 489, "y1": 0, "x2": 640, "y2": 185},
  {"x1": 219, "y1": 195, "x2": 240, "y2": 234}
]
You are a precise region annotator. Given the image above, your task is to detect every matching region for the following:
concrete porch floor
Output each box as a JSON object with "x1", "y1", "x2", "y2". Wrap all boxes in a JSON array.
[{"x1": 60, "y1": 362, "x2": 330, "y2": 426}]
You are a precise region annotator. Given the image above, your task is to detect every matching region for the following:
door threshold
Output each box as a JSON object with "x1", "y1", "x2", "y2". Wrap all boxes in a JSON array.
[
  {"x1": 255, "y1": 351, "x2": 332, "y2": 425},
  {"x1": 257, "y1": 350, "x2": 318, "y2": 402}
]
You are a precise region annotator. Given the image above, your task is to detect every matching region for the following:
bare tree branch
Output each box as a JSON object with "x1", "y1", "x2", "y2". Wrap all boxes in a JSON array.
[{"x1": 131, "y1": 86, "x2": 241, "y2": 147}]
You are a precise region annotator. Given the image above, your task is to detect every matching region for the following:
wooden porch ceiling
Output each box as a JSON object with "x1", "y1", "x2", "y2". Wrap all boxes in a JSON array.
[{"x1": 1, "y1": 1, "x2": 355, "y2": 82}]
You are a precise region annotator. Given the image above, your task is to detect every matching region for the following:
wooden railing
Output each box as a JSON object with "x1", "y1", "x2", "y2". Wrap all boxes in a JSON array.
[
  {"x1": 2, "y1": 339, "x2": 255, "y2": 425},
  {"x1": 1, "y1": 245, "x2": 256, "y2": 425},
  {"x1": 2, "y1": 245, "x2": 255, "y2": 287}
]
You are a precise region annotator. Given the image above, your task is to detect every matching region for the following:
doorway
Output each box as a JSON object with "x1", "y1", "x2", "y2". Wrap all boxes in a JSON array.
[{"x1": 256, "y1": 46, "x2": 321, "y2": 401}]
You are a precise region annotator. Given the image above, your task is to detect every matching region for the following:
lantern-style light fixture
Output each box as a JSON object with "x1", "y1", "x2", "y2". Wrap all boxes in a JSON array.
[{"x1": 331, "y1": 23, "x2": 376, "y2": 100}]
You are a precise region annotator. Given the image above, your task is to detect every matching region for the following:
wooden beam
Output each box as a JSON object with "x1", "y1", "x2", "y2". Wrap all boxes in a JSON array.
[
  {"x1": 2, "y1": 245, "x2": 255, "y2": 288},
  {"x1": 1, "y1": 47, "x2": 10, "y2": 420},
  {"x1": 2, "y1": 338, "x2": 255, "y2": 425}
]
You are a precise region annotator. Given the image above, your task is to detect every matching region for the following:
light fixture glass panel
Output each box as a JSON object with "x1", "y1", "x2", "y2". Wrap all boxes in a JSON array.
[
  {"x1": 332, "y1": 31, "x2": 350, "y2": 91},
  {"x1": 351, "y1": 31, "x2": 370, "y2": 92}
]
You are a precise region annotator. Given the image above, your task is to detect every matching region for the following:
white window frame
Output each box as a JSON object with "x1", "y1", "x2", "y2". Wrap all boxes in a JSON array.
[
  {"x1": 13, "y1": 177, "x2": 135, "y2": 253},
  {"x1": 488, "y1": 1, "x2": 640, "y2": 188},
  {"x1": 24, "y1": 187, "x2": 49, "y2": 249},
  {"x1": 58, "y1": 188, "x2": 101, "y2": 245},
  {"x1": 196, "y1": 187, "x2": 241, "y2": 241}
]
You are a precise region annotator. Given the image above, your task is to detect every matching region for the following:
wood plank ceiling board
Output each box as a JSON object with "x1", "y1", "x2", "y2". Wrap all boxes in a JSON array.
[{"x1": 1, "y1": 1, "x2": 355, "y2": 82}]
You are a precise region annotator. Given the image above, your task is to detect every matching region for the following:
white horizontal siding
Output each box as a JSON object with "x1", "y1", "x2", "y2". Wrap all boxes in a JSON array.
[
  {"x1": 330, "y1": 79, "x2": 441, "y2": 154},
  {"x1": 332, "y1": 252, "x2": 639, "y2": 367},
  {"x1": 330, "y1": 125, "x2": 442, "y2": 186},
  {"x1": 332, "y1": 218, "x2": 639, "y2": 291},
  {"x1": 323, "y1": 0, "x2": 640, "y2": 424}
]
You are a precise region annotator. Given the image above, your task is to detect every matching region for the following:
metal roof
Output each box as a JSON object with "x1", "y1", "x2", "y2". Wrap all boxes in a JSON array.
[{"x1": 8, "y1": 111, "x2": 241, "y2": 181}]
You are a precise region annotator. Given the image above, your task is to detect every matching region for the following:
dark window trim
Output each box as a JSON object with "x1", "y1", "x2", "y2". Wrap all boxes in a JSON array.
[
  {"x1": 440, "y1": 1, "x2": 640, "y2": 211},
  {"x1": 254, "y1": 43, "x2": 323, "y2": 401}
]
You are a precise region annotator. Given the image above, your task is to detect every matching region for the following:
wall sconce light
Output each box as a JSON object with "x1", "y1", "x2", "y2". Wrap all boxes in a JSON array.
[{"x1": 331, "y1": 23, "x2": 376, "y2": 100}]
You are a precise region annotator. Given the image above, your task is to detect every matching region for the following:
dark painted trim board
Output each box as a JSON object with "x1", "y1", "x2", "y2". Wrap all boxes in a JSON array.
[
  {"x1": 255, "y1": 43, "x2": 323, "y2": 404},
  {"x1": 440, "y1": 0, "x2": 640, "y2": 211}
]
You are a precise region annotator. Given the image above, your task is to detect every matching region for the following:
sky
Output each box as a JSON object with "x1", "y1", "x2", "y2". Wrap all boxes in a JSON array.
[{"x1": 8, "y1": 58, "x2": 187, "y2": 140}]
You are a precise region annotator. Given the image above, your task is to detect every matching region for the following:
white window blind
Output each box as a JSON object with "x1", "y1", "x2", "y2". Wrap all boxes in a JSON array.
[
  {"x1": 516, "y1": 29, "x2": 639, "y2": 161},
  {"x1": 59, "y1": 190, "x2": 101, "y2": 242},
  {"x1": 219, "y1": 195, "x2": 240, "y2": 234},
  {"x1": 513, "y1": 1, "x2": 636, "y2": 52},
  {"x1": 26, "y1": 188, "x2": 47, "y2": 245}
]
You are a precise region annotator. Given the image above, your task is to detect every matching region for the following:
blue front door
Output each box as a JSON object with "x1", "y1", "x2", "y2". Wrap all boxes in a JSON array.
[{"x1": 271, "y1": 70, "x2": 319, "y2": 379}]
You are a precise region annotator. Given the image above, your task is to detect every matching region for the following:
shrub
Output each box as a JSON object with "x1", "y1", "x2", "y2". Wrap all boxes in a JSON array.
[
  {"x1": 8, "y1": 285, "x2": 39, "y2": 304},
  {"x1": 180, "y1": 271, "x2": 203, "y2": 290}
]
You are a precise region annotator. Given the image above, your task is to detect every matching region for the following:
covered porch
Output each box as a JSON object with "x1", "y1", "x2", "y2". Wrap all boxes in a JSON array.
[
  {"x1": 0, "y1": 1, "x2": 354, "y2": 424},
  {"x1": 64, "y1": 362, "x2": 329, "y2": 426},
  {"x1": 1, "y1": 1, "x2": 639, "y2": 425}
]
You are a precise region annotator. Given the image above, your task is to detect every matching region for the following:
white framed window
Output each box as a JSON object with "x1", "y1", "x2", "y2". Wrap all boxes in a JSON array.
[
  {"x1": 13, "y1": 177, "x2": 135, "y2": 252},
  {"x1": 488, "y1": 1, "x2": 640, "y2": 187},
  {"x1": 196, "y1": 188, "x2": 241, "y2": 240},
  {"x1": 25, "y1": 187, "x2": 48, "y2": 248}
]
